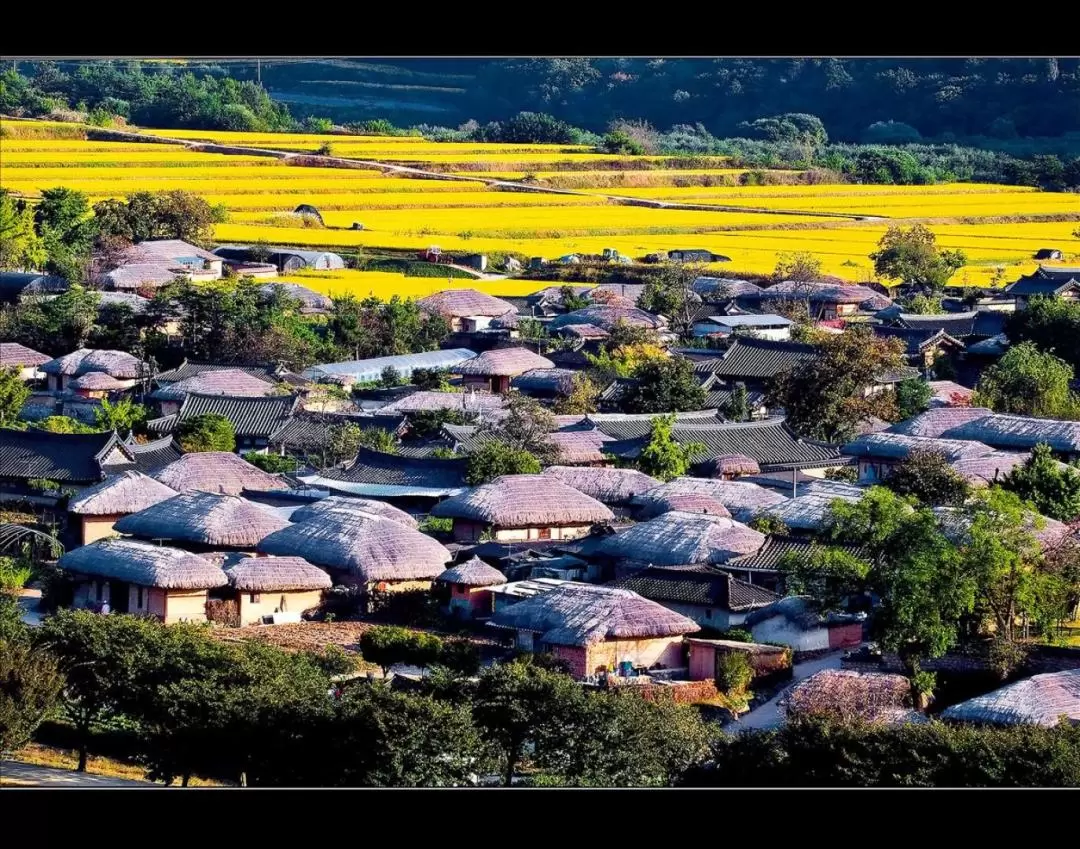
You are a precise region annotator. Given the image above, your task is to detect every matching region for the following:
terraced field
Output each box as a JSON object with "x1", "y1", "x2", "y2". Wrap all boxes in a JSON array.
[{"x1": 3, "y1": 119, "x2": 1078, "y2": 296}]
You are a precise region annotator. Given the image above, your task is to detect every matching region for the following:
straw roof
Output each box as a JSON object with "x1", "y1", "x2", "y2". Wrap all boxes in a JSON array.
[
  {"x1": 258, "y1": 511, "x2": 451, "y2": 582},
  {"x1": 943, "y1": 413, "x2": 1080, "y2": 454},
  {"x1": 489, "y1": 582, "x2": 699, "y2": 646},
  {"x1": 151, "y1": 368, "x2": 276, "y2": 401},
  {"x1": 711, "y1": 454, "x2": 762, "y2": 477},
  {"x1": 950, "y1": 451, "x2": 1032, "y2": 487},
  {"x1": 542, "y1": 466, "x2": 660, "y2": 505},
  {"x1": 889, "y1": 407, "x2": 994, "y2": 438},
  {"x1": 380, "y1": 390, "x2": 507, "y2": 417},
  {"x1": 600, "y1": 511, "x2": 765, "y2": 565},
  {"x1": 644, "y1": 492, "x2": 732, "y2": 518},
  {"x1": 548, "y1": 306, "x2": 667, "y2": 331},
  {"x1": 0, "y1": 342, "x2": 49, "y2": 368},
  {"x1": 288, "y1": 495, "x2": 418, "y2": 528},
  {"x1": 68, "y1": 371, "x2": 131, "y2": 391},
  {"x1": 114, "y1": 491, "x2": 290, "y2": 548},
  {"x1": 941, "y1": 670, "x2": 1079, "y2": 727},
  {"x1": 151, "y1": 452, "x2": 286, "y2": 495},
  {"x1": 782, "y1": 670, "x2": 921, "y2": 725},
  {"x1": 40, "y1": 348, "x2": 143, "y2": 379},
  {"x1": 223, "y1": 555, "x2": 332, "y2": 592},
  {"x1": 436, "y1": 556, "x2": 507, "y2": 587},
  {"x1": 68, "y1": 470, "x2": 178, "y2": 516},
  {"x1": 633, "y1": 477, "x2": 787, "y2": 522},
  {"x1": 58, "y1": 539, "x2": 228, "y2": 589},
  {"x1": 431, "y1": 474, "x2": 615, "y2": 527},
  {"x1": 744, "y1": 595, "x2": 862, "y2": 630},
  {"x1": 454, "y1": 347, "x2": 554, "y2": 377},
  {"x1": 548, "y1": 430, "x2": 616, "y2": 465},
  {"x1": 842, "y1": 432, "x2": 996, "y2": 462},
  {"x1": 417, "y1": 289, "x2": 517, "y2": 318}
]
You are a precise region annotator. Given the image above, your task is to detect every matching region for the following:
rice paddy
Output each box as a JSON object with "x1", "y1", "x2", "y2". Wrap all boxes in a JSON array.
[{"x1": 2, "y1": 119, "x2": 1078, "y2": 298}]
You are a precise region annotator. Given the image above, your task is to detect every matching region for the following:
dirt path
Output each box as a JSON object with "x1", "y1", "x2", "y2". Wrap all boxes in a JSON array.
[{"x1": 0, "y1": 760, "x2": 155, "y2": 788}]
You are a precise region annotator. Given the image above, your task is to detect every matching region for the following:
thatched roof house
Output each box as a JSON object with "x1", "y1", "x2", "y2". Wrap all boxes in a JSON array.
[
  {"x1": 114, "y1": 491, "x2": 289, "y2": 549},
  {"x1": 842, "y1": 432, "x2": 996, "y2": 463},
  {"x1": 601, "y1": 512, "x2": 765, "y2": 567},
  {"x1": 431, "y1": 474, "x2": 614, "y2": 543},
  {"x1": 933, "y1": 505, "x2": 1069, "y2": 550},
  {"x1": 488, "y1": 582, "x2": 699, "y2": 678},
  {"x1": 454, "y1": 347, "x2": 555, "y2": 392},
  {"x1": 940, "y1": 670, "x2": 1079, "y2": 727},
  {"x1": 258, "y1": 511, "x2": 451, "y2": 586},
  {"x1": 711, "y1": 454, "x2": 762, "y2": 478},
  {"x1": 888, "y1": 407, "x2": 994, "y2": 438},
  {"x1": 638, "y1": 492, "x2": 732, "y2": 518},
  {"x1": 68, "y1": 470, "x2": 178, "y2": 546},
  {"x1": 548, "y1": 306, "x2": 667, "y2": 332},
  {"x1": 632, "y1": 477, "x2": 787, "y2": 523},
  {"x1": 950, "y1": 451, "x2": 1032, "y2": 487},
  {"x1": 68, "y1": 371, "x2": 131, "y2": 393},
  {"x1": 548, "y1": 430, "x2": 616, "y2": 465},
  {"x1": 542, "y1": 466, "x2": 660, "y2": 506},
  {"x1": 417, "y1": 289, "x2": 517, "y2": 320},
  {"x1": 380, "y1": 390, "x2": 507, "y2": 418},
  {"x1": 781, "y1": 670, "x2": 925, "y2": 725},
  {"x1": 40, "y1": 348, "x2": 143, "y2": 379},
  {"x1": 223, "y1": 555, "x2": 332, "y2": 592},
  {"x1": 151, "y1": 452, "x2": 287, "y2": 495},
  {"x1": 150, "y1": 369, "x2": 276, "y2": 403},
  {"x1": 59, "y1": 539, "x2": 227, "y2": 624},
  {"x1": 437, "y1": 556, "x2": 507, "y2": 587},
  {"x1": 1, "y1": 342, "x2": 50, "y2": 378},
  {"x1": 288, "y1": 495, "x2": 418, "y2": 528},
  {"x1": 511, "y1": 368, "x2": 578, "y2": 397}
]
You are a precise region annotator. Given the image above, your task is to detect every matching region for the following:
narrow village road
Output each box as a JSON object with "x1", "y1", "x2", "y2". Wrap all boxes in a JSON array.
[
  {"x1": 0, "y1": 761, "x2": 155, "y2": 788},
  {"x1": 727, "y1": 648, "x2": 850, "y2": 733},
  {"x1": 16, "y1": 588, "x2": 43, "y2": 627}
]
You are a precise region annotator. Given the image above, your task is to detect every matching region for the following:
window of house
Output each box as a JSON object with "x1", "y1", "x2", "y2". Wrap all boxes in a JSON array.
[
  {"x1": 137, "y1": 586, "x2": 144, "y2": 608},
  {"x1": 705, "y1": 609, "x2": 712, "y2": 619},
  {"x1": 538, "y1": 527, "x2": 552, "y2": 540},
  {"x1": 250, "y1": 593, "x2": 261, "y2": 604}
]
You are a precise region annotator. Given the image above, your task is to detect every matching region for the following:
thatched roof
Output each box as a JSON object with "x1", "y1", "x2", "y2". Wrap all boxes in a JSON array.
[
  {"x1": 454, "y1": 347, "x2": 554, "y2": 377},
  {"x1": 548, "y1": 306, "x2": 667, "y2": 331},
  {"x1": 436, "y1": 556, "x2": 507, "y2": 587},
  {"x1": 288, "y1": 495, "x2": 418, "y2": 528},
  {"x1": 933, "y1": 505, "x2": 1069, "y2": 550},
  {"x1": 781, "y1": 670, "x2": 922, "y2": 725},
  {"x1": 223, "y1": 555, "x2": 332, "y2": 592},
  {"x1": 744, "y1": 595, "x2": 862, "y2": 630},
  {"x1": 68, "y1": 371, "x2": 132, "y2": 391},
  {"x1": 643, "y1": 493, "x2": 732, "y2": 518},
  {"x1": 511, "y1": 368, "x2": 577, "y2": 394},
  {"x1": 548, "y1": 430, "x2": 616, "y2": 465},
  {"x1": 114, "y1": 491, "x2": 290, "y2": 548},
  {"x1": 68, "y1": 470, "x2": 178, "y2": 516},
  {"x1": 488, "y1": 582, "x2": 699, "y2": 646},
  {"x1": 380, "y1": 390, "x2": 507, "y2": 417},
  {"x1": 151, "y1": 368, "x2": 276, "y2": 401},
  {"x1": 941, "y1": 670, "x2": 1079, "y2": 727},
  {"x1": 711, "y1": 454, "x2": 762, "y2": 477},
  {"x1": 258, "y1": 511, "x2": 451, "y2": 582},
  {"x1": 40, "y1": 348, "x2": 143, "y2": 379},
  {"x1": 633, "y1": 477, "x2": 787, "y2": 523},
  {"x1": 600, "y1": 511, "x2": 765, "y2": 566},
  {"x1": 417, "y1": 289, "x2": 516, "y2": 318},
  {"x1": 431, "y1": 475, "x2": 614, "y2": 527},
  {"x1": 889, "y1": 407, "x2": 994, "y2": 438},
  {"x1": 151, "y1": 452, "x2": 286, "y2": 495},
  {"x1": 542, "y1": 466, "x2": 660, "y2": 506},
  {"x1": 950, "y1": 451, "x2": 1032, "y2": 487},
  {"x1": 0, "y1": 342, "x2": 49, "y2": 368},
  {"x1": 842, "y1": 432, "x2": 996, "y2": 462},
  {"x1": 943, "y1": 413, "x2": 1080, "y2": 454},
  {"x1": 58, "y1": 539, "x2": 228, "y2": 589}
]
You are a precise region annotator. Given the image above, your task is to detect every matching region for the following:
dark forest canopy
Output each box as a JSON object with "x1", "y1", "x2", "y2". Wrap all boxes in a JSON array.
[{"x1": 4, "y1": 58, "x2": 1079, "y2": 144}]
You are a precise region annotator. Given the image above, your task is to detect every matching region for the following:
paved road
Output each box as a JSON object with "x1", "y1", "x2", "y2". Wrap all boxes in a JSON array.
[
  {"x1": 16, "y1": 588, "x2": 43, "y2": 627},
  {"x1": 728, "y1": 648, "x2": 849, "y2": 733},
  {"x1": 0, "y1": 761, "x2": 154, "y2": 787}
]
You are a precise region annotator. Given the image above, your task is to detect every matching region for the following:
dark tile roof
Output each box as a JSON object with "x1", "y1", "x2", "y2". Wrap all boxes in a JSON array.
[
  {"x1": 123, "y1": 436, "x2": 184, "y2": 474},
  {"x1": 566, "y1": 410, "x2": 723, "y2": 441},
  {"x1": 604, "y1": 418, "x2": 842, "y2": 470},
  {"x1": 609, "y1": 565, "x2": 778, "y2": 612},
  {"x1": 269, "y1": 411, "x2": 405, "y2": 451},
  {"x1": 972, "y1": 311, "x2": 1007, "y2": 338},
  {"x1": 703, "y1": 386, "x2": 767, "y2": 413},
  {"x1": 1005, "y1": 267, "x2": 1080, "y2": 297},
  {"x1": 145, "y1": 413, "x2": 178, "y2": 435},
  {"x1": 154, "y1": 360, "x2": 284, "y2": 386},
  {"x1": 322, "y1": 446, "x2": 468, "y2": 489},
  {"x1": 176, "y1": 393, "x2": 299, "y2": 440},
  {"x1": 896, "y1": 312, "x2": 978, "y2": 337},
  {"x1": 0, "y1": 428, "x2": 129, "y2": 484},
  {"x1": 726, "y1": 534, "x2": 869, "y2": 572},
  {"x1": 0, "y1": 272, "x2": 68, "y2": 300},
  {"x1": 682, "y1": 338, "x2": 817, "y2": 380},
  {"x1": 872, "y1": 325, "x2": 965, "y2": 356}
]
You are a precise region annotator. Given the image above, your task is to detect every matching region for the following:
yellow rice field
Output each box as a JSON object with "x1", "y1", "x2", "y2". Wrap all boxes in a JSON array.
[
  {"x1": 2, "y1": 120, "x2": 1078, "y2": 298},
  {"x1": 276, "y1": 269, "x2": 565, "y2": 300}
]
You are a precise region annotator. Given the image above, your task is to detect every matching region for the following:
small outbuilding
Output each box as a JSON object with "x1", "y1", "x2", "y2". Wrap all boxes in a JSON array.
[
  {"x1": 743, "y1": 595, "x2": 864, "y2": 653},
  {"x1": 435, "y1": 556, "x2": 507, "y2": 620},
  {"x1": 223, "y1": 554, "x2": 332, "y2": 626},
  {"x1": 431, "y1": 474, "x2": 615, "y2": 543},
  {"x1": 40, "y1": 348, "x2": 143, "y2": 393},
  {"x1": 293, "y1": 204, "x2": 324, "y2": 225},
  {"x1": 151, "y1": 452, "x2": 287, "y2": 496},
  {"x1": 599, "y1": 511, "x2": 765, "y2": 567},
  {"x1": 59, "y1": 538, "x2": 228, "y2": 623},
  {"x1": 113, "y1": 491, "x2": 289, "y2": 550},
  {"x1": 67, "y1": 470, "x2": 178, "y2": 545},
  {"x1": 454, "y1": 347, "x2": 555, "y2": 393}
]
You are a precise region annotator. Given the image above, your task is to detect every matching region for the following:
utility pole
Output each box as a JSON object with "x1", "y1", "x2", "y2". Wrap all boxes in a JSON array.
[{"x1": 256, "y1": 58, "x2": 261, "y2": 85}]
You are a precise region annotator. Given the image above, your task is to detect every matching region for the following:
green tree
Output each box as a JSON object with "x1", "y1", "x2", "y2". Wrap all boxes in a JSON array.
[
  {"x1": 636, "y1": 414, "x2": 704, "y2": 481},
  {"x1": 639, "y1": 262, "x2": 701, "y2": 339},
  {"x1": 410, "y1": 368, "x2": 451, "y2": 391},
  {"x1": 885, "y1": 448, "x2": 971, "y2": 506},
  {"x1": 714, "y1": 652, "x2": 754, "y2": 720},
  {"x1": 768, "y1": 326, "x2": 906, "y2": 442},
  {"x1": 324, "y1": 422, "x2": 363, "y2": 467},
  {"x1": 0, "y1": 635, "x2": 62, "y2": 757},
  {"x1": 32, "y1": 415, "x2": 99, "y2": 434},
  {"x1": 559, "y1": 285, "x2": 589, "y2": 312},
  {"x1": 773, "y1": 251, "x2": 822, "y2": 283},
  {"x1": 779, "y1": 546, "x2": 872, "y2": 612},
  {"x1": 473, "y1": 658, "x2": 583, "y2": 787},
  {"x1": 94, "y1": 396, "x2": 147, "y2": 437},
  {"x1": 488, "y1": 393, "x2": 557, "y2": 464},
  {"x1": 94, "y1": 190, "x2": 220, "y2": 246},
  {"x1": 0, "y1": 367, "x2": 31, "y2": 426},
  {"x1": 1004, "y1": 295, "x2": 1080, "y2": 374},
  {"x1": 356, "y1": 427, "x2": 399, "y2": 454},
  {"x1": 380, "y1": 365, "x2": 404, "y2": 387},
  {"x1": 552, "y1": 373, "x2": 600, "y2": 415},
  {"x1": 176, "y1": 413, "x2": 235, "y2": 453},
  {"x1": 870, "y1": 223, "x2": 967, "y2": 295},
  {"x1": 242, "y1": 451, "x2": 299, "y2": 473},
  {"x1": 622, "y1": 357, "x2": 706, "y2": 414},
  {"x1": 466, "y1": 441, "x2": 542, "y2": 485},
  {"x1": 747, "y1": 515, "x2": 790, "y2": 535},
  {"x1": 0, "y1": 189, "x2": 46, "y2": 271},
  {"x1": 35, "y1": 187, "x2": 96, "y2": 282},
  {"x1": 358, "y1": 626, "x2": 417, "y2": 678},
  {"x1": 895, "y1": 378, "x2": 933, "y2": 421},
  {"x1": 722, "y1": 384, "x2": 751, "y2": 422},
  {"x1": 1001, "y1": 443, "x2": 1080, "y2": 522},
  {"x1": 904, "y1": 293, "x2": 944, "y2": 314},
  {"x1": 974, "y1": 341, "x2": 1078, "y2": 418},
  {"x1": 406, "y1": 408, "x2": 474, "y2": 441}
]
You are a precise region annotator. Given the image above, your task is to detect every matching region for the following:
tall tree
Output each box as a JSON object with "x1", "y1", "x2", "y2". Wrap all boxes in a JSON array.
[
  {"x1": 0, "y1": 367, "x2": 31, "y2": 426},
  {"x1": 779, "y1": 546, "x2": 872, "y2": 612},
  {"x1": 0, "y1": 189, "x2": 46, "y2": 271},
  {"x1": 35, "y1": 187, "x2": 96, "y2": 282},
  {"x1": 1004, "y1": 295, "x2": 1080, "y2": 374},
  {"x1": 974, "y1": 341, "x2": 1078, "y2": 418},
  {"x1": 94, "y1": 397, "x2": 148, "y2": 437},
  {"x1": 636, "y1": 414, "x2": 704, "y2": 481},
  {"x1": 885, "y1": 448, "x2": 971, "y2": 506},
  {"x1": 176, "y1": 413, "x2": 235, "y2": 453},
  {"x1": 487, "y1": 393, "x2": 557, "y2": 464},
  {"x1": 768, "y1": 327, "x2": 905, "y2": 442},
  {"x1": 466, "y1": 441, "x2": 541, "y2": 485},
  {"x1": 638, "y1": 262, "x2": 701, "y2": 339},
  {"x1": 1001, "y1": 443, "x2": 1080, "y2": 522},
  {"x1": 870, "y1": 224, "x2": 966, "y2": 295},
  {"x1": 895, "y1": 378, "x2": 933, "y2": 421},
  {"x1": 621, "y1": 357, "x2": 706, "y2": 414}
]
